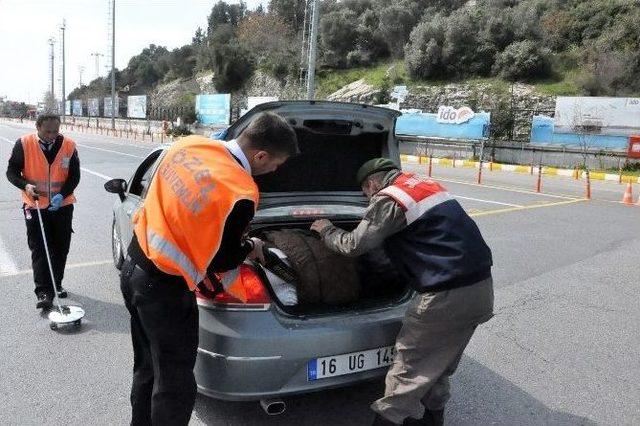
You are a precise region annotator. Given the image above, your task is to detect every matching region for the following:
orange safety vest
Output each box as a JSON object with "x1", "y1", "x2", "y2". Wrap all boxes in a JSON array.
[
  {"x1": 21, "y1": 133, "x2": 77, "y2": 209},
  {"x1": 133, "y1": 136, "x2": 259, "y2": 292}
]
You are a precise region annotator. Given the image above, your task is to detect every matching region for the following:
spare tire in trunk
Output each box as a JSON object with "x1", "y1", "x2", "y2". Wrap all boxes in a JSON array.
[{"x1": 262, "y1": 229, "x2": 361, "y2": 305}]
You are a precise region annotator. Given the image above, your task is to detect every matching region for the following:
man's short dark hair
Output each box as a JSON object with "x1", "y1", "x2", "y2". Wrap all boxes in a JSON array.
[
  {"x1": 241, "y1": 112, "x2": 299, "y2": 157},
  {"x1": 36, "y1": 114, "x2": 61, "y2": 127}
]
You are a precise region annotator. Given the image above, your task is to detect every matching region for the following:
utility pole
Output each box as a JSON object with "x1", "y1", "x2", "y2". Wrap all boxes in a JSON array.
[
  {"x1": 91, "y1": 52, "x2": 104, "y2": 79},
  {"x1": 78, "y1": 65, "x2": 85, "y2": 86},
  {"x1": 306, "y1": 0, "x2": 320, "y2": 100},
  {"x1": 110, "y1": 0, "x2": 116, "y2": 129},
  {"x1": 60, "y1": 19, "x2": 66, "y2": 121},
  {"x1": 48, "y1": 38, "x2": 55, "y2": 102},
  {"x1": 299, "y1": 0, "x2": 310, "y2": 90}
]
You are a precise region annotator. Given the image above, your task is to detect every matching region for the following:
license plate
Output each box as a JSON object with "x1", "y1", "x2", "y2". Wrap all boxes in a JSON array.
[{"x1": 307, "y1": 346, "x2": 396, "y2": 381}]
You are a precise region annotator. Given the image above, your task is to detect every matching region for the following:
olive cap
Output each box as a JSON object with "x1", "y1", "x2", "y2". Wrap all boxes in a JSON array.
[{"x1": 356, "y1": 158, "x2": 399, "y2": 185}]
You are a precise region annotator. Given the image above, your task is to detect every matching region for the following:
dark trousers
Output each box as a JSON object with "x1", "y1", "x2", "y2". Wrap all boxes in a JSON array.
[
  {"x1": 24, "y1": 204, "x2": 74, "y2": 297},
  {"x1": 120, "y1": 258, "x2": 199, "y2": 426}
]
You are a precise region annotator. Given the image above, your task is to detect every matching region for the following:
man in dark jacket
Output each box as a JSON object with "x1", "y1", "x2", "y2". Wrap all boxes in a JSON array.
[
  {"x1": 311, "y1": 158, "x2": 494, "y2": 426},
  {"x1": 6, "y1": 114, "x2": 80, "y2": 309}
]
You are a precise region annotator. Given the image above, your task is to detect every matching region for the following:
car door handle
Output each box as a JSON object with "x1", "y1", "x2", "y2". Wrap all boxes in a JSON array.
[{"x1": 126, "y1": 209, "x2": 133, "y2": 216}]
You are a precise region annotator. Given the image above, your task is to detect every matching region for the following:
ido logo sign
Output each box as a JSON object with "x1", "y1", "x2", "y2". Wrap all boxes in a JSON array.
[{"x1": 437, "y1": 106, "x2": 475, "y2": 124}]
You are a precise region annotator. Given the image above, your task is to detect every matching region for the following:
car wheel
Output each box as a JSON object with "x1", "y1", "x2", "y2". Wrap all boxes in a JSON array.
[{"x1": 112, "y1": 217, "x2": 124, "y2": 270}]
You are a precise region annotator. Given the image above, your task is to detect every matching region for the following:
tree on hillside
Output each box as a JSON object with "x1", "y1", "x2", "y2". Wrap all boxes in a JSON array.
[
  {"x1": 492, "y1": 40, "x2": 551, "y2": 81},
  {"x1": 237, "y1": 13, "x2": 297, "y2": 80},
  {"x1": 378, "y1": 5, "x2": 416, "y2": 57},
  {"x1": 404, "y1": 14, "x2": 447, "y2": 79},
  {"x1": 192, "y1": 27, "x2": 205, "y2": 45},
  {"x1": 212, "y1": 40, "x2": 255, "y2": 92},
  {"x1": 207, "y1": 1, "x2": 247, "y2": 35},
  {"x1": 268, "y1": 0, "x2": 308, "y2": 33},
  {"x1": 319, "y1": 8, "x2": 359, "y2": 68}
]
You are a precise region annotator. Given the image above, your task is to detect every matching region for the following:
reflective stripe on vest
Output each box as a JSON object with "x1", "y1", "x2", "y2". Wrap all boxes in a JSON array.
[
  {"x1": 146, "y1": 229, "x2": 204, "y2": 285},
  {"x1": 20, "y1": 133, "x2": 77, "y2": 209},
  {"x1": 133, "y1": 136, "x2": 259, "y2": 291},
  {"x1": 378, "y1": 173, "x2": 452, "y2": 225}
]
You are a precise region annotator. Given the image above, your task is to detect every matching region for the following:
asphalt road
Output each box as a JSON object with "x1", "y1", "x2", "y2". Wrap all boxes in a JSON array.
[{"x1": 0, "y1": 120, "x2": 638, "y2": 425}]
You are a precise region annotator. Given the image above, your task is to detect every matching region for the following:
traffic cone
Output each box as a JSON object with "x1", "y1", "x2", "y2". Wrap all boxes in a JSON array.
[{"x1": 622, "y1": 182, "x2": 633, "y2": 205}]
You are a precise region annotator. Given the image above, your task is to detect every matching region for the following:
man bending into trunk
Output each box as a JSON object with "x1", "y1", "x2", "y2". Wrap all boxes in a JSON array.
[{"x1": 311, "y1": 158, "x2": 494, "y2": 426}]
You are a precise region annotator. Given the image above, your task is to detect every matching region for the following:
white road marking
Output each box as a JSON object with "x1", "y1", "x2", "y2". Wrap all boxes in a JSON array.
[
  {"x1": 453, "y1": 195, "x2": 523, "y2": 208},
  {"x1": 81, "y1": 167, "x2": 113, "y2": 181},
  {"x1": 0, "y1": 238, "x2": 19, "y2": 276},
  {"x1": 76, "y1": 143, "x2": 145, "y2": 158},
  {"x1": 0, "y1": 259, "x2": 114, "y2": 277}
]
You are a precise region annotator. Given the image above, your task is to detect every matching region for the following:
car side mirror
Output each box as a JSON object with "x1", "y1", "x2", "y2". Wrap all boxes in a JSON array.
[{"x1": 104, "y1": 178, "x2": 127, "y2": 201}]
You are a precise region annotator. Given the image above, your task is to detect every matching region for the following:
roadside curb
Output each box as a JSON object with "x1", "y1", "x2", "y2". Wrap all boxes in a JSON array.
[{"x1": 400, "y1": 154, "x2": 640, "y2": 184}]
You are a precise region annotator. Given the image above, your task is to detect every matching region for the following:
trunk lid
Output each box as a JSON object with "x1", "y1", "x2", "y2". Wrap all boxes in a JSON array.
[{"x1": 224, "y1": 101, "x2": 402, "y2": 208}]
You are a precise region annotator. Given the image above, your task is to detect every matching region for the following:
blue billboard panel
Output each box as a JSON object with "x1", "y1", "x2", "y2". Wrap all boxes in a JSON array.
[
  {"x1": 88, "y1": 98, "x2": 100, "y2": 117},
  {"x1": 72, "y1": 100, "x2": 83, "y2": 116},
  {"x1": 531, "y1": 116, "x2": 628, "y2": 150},
  {"x1": 104, "y1": 97, "x2": 120, "y2": 118},
  {"x1": 196, "y1": 94, "x2": 230, "y2": 125},
  {"x1": 127, "y1": 95, "x2": 147, "y2": 118},
  {"x1": 396, "y1": 111, "x2": 490, "y2": 140}
]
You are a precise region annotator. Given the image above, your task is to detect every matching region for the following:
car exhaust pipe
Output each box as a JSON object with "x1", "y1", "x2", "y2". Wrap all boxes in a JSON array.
[{"x1": 260, "y1": 398, "x2": 286, "y2": 416}]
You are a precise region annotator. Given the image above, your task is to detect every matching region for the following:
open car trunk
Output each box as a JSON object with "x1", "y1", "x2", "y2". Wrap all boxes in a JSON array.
[
  {"x1": 232, "y1": 101, "x2": 408, "y2": 315},
  {"x1": 250, "y1": 220, "x2": 412, "y2": 316}
]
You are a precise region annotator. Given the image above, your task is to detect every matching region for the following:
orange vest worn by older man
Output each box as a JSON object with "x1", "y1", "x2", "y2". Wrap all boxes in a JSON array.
[
  {"x1": 21, "y1": 134, "x2": 77, "y2": 209},
  {"x1": 133, "y1": 136, "x2": 259, "y2": 293}
]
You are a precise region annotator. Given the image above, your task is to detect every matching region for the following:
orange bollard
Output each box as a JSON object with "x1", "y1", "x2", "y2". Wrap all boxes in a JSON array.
[
  {"x1": 428, "y1": 154, "x2": 433, "y2": 177},
  {"x1": 586, "y1": 170, "x2": 592, "y2": 200},
  {"x1": 622, "y1": 181, "x2": 633, "y2": 204},
  {"x1": 618, "y1": 158, "x2": 623, "y2": 184},
  {"x1": 536, "y1": 163, "x2": 542, "y2": 193},
  {"x1": 452, "y1": 152, "x2": 456, "y2": 168},
  {"x1": 477, "y1": 160, "x2": 483, "y2": 184}
]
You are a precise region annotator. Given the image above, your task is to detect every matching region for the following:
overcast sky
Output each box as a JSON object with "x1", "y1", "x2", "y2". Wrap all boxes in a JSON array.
[{"x1": 0, "y1": 0, "x2": 269, "y2": 104}]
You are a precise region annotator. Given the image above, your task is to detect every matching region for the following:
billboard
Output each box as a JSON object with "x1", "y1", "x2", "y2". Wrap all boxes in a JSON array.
[
  {"x1": 65, "y1": 100, "x2": 71, "y2": 115},
  {"x1": 127, "y1": 95, "x2": 147, "y2": 119},
  {"x1": 104, "y1": 97, "x2": 120, "y2": 117},
  {"x1": 554, "y1": 97, "x2": 640, "y2": 136},
  {"x1": 72, "y1": 100, "x2": 83, "y2": 116},
  {"x1": 88, "y1": 98, "x2": 100, "y2": 117},
  {"x1": 396, "y1": 110, "x2": 490, "y2": 140},
  {"x1": 196, "y1": 94, "x2": 230, "y2": 125},
  {"x1": 531, "y1": 115, "x2": 628, "y2": 150},
  {"x1": 241, "y1": 96, "x2": 278, "y2": 116}
]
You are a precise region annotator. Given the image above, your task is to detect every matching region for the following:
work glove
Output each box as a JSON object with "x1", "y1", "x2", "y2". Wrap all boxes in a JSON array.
[
  {"x1": 25, "y1": 183, "x2": 38, "y2": 198},
  {"x1": 48, "y1": 194, "x2": 64, "y2": 211}
]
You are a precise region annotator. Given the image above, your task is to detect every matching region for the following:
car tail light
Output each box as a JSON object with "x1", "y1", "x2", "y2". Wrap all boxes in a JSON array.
[{"x1": 196, "y1": 264, "x2": 271, "y2": 309}]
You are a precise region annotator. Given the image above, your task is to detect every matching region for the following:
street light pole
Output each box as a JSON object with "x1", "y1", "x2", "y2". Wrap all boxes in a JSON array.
[
  {"x1": 48, "y1": 38, "x2": 55, "y2": 101},
  {"x1": 60, "y1": 19, "x2": 66, "y2": 121},
  {"x1": 110, "y1": 0, "x2": 116, "y2": 130},
  {"x1": 306, "y1": 0, "x2": 320, "y2": 100}
]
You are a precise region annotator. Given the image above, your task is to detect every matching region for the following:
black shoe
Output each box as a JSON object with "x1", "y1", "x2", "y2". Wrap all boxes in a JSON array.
[
  {"x1": 36, "y1": 292, "x2": 53, "y2": 310},
  {"x1": 56, "y1": 287, "x2": 68, "y2": 298},
  {"x1": 373, "y1": 414, "x2": 399, "y2": 425}
]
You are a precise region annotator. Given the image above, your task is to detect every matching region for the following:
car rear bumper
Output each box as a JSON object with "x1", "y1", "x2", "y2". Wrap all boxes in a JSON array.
[{"x1": 194, "y1": 304, "x2": 407, "y2": 401}]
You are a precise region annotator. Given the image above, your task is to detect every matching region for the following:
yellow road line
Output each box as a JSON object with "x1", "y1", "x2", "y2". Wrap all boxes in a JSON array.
[
  {"x1": 0, "y1": 260, "x2": 113, "y2": 278},
  {"x1": 470, "y1": 199, "x2": 586, "y2": 218},
  {"x1": 427, "y1": 176, "x2": 579, "y2": 200}
]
